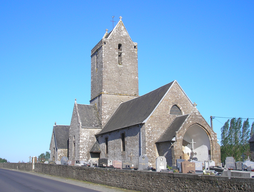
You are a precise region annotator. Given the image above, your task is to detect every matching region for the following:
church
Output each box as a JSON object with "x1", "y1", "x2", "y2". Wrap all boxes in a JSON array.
[{"x1": 49, "y1": 17, "x2": 221, "y2": 168}]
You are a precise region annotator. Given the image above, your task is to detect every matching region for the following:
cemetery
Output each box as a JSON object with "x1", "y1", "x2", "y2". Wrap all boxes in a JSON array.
[{"x1": 56, "y1": 153, "x2": 254, "y2": 180}]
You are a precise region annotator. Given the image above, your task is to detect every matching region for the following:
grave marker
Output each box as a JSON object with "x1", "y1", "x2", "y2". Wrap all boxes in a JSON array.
[
  {"x1": 113, "y1": 160, "x2": 122, "y2": 169},
  {"x1": 156, "y1": 156, "x2": 167, "y2": 172},
  {"x1": 225, "y1": 157, "x2": 235, "y2": 170},
  {"x1": 138, "y1": 155, "x2": 148, "y2": 170},
  {"x1": 182, "y1": 161, "x2": 195, "y2": 174},
  {"x1": 98, "y1": 158, "x2": 108, "y2": 167},
  {"x1": 176, "y1": 159, "x2": 185, "y2": 173},
  {"x1": 236, "y1": 161, "x2": 243, "y2": 170}
]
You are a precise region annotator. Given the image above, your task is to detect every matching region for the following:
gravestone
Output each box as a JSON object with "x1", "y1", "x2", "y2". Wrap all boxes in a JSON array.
[
  {"x1": 191, "y1": 160, "x2": 203, "y2": 171},
  {"x1": 138, "y1": 155, "x2": 148, "y2": 170},
  {"x1": 225, "y1": 157, "x2": 235, "y2": 169},
  {"x1": 156, "y1": 156, "x2": 167, "y2": 172},
  {"x1": 113, "y1": 160, "x2": 122, "y2": 169},
  {"x1": 204, "y1": 160, "x2": 215, "y2": 170},
  {"x1": 98, "y1": 158, "x2": 108, "y2": 167},
  {"x1": 61, "y1": 156, "x2": 68, "y2": 165},
  {"x1": 122, "y1": 161, "x2": 133, "y2": 169},
  {"x1": 182, "y1": 161, "x2": 195, "y2": 174},
  {"x1": 108, "y1": 160, "x2": 113, "y2": 166},
  {"x1": 176, "y1": 159, "x2": 185, "y2": 173},
  {"x1": 243, "y1": 160, "x2": 254, "y2": 170},
  {"x1": 236, "y1": 161, "x2": 243, "y2": 170}
]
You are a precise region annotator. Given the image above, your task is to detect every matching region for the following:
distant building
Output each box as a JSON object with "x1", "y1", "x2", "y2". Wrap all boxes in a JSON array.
[{"x1": 50, "y1": 17, "x2": 221, "y2": 167}]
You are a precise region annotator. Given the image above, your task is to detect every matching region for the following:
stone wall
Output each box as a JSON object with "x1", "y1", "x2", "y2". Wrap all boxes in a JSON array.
[
  {"x1": 1, "y1": 163, "x2": 253, "y2": 191},
  {"x1": 0, "y1": 163, "x2": 32, "y2": 171}
]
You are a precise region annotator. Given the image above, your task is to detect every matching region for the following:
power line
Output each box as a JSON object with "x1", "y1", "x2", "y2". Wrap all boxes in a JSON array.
[{"x1": 211, "y1": 116, "x2": 254, "y2": 120}]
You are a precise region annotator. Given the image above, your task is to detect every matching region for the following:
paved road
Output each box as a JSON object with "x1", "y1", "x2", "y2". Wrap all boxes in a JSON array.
[{"x1": 0, "y1": 169, "x2": 136, "y2": 192}]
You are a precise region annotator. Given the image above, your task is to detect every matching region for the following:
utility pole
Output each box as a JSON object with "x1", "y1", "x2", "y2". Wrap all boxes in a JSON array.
[{"x1": 210, "y1": 116, "x2": 214, "y2": 130}]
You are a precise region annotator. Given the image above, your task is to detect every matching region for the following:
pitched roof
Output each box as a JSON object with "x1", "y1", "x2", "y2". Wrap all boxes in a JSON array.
[
  {"x1": 90, "y1": 141, "x2": 101, "y2": 153},
  {"x1": 77, "y1": 104, "x2": 101, "y2": 129},
  {"x1": 249, "y1": 134, "x2": 254, "y2": 143},
  {"x1": 156, "y1": 115, "x2": 189, "y2": 143},
  {"x1": 97, "y1": 81, "x2": 174, "y2": 135},
  {"x1": 54, "y1": 125, "x2": 70, "y2": 149}
]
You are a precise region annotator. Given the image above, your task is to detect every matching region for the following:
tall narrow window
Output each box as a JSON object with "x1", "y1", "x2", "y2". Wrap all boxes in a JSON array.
[
  {"x1": 121, "y1": 133, "x2": 125, "y2": 151},
  {"x1": 118, "y1": 44, "x2": 122, "y2": 65},
  {"x1": 105, "y1": 137, "x2": 108, "y2": 154}
]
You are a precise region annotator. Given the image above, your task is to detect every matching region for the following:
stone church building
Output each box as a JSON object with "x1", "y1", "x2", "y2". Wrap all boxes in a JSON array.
[{"x1": 50, "y1": 17, "x2": 221, "y2": 167}]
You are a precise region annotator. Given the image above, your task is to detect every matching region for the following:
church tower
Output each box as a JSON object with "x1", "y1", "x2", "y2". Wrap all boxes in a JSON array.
[{"x1": 90, "y1": 17, "x2": 139, "y2": 126}]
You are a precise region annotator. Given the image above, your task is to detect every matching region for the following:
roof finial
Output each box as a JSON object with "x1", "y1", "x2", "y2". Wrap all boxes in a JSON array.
[
  {"x1": 106, "y1": 29, "x2": 108, "y2": 33},
  {"x1": 119, "y1": 16, "x2": 122, "y2": 21},
  {"x1": 55, "y1": 122, "x2": 56, "y2": 125}
]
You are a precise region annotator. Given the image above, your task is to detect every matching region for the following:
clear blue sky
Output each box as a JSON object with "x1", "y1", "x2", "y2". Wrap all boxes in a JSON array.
[{"x1": 1, "y1": 0, "x2": 253, "y2": 162}]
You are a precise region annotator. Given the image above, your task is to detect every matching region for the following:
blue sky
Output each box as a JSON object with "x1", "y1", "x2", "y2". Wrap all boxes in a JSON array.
[{"x1": 1, "y1": 0, "x2": 253, "y2": 162}]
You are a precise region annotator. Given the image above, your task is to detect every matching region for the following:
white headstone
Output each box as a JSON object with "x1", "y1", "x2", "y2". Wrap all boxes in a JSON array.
[{"x1": 156, "y1": 156, "x2": 167, "y2": 172}]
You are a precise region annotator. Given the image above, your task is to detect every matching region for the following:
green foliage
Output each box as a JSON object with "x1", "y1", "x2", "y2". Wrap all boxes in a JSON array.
[
  {"x1": 220, "y1": 118, "x2": 251, "y2": 163},
  {"x1": 251, "y1": 122, "x2": 254, "y2": 137},
  {"x1": 38, "y1": 151, "x2": 50, "y2": 162},
  {"x1": 0, "y1": 158, "x2": 7, "y2": 163}
]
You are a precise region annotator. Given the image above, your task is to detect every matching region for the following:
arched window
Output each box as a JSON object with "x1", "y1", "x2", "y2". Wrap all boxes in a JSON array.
[{"x1": 170, "y1": 105, "x2": 182, "y2": 115}]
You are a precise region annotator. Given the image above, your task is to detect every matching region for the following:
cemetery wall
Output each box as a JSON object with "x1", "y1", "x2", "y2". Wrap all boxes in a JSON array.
[
  {"x1": 0, "y1": 163, "x2": 32, "y2": 171},
  {"x1": 2, "y1": 163, "x2": 253, "y2": 191}
]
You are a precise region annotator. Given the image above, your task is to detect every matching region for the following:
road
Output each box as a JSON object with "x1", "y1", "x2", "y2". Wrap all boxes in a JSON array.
[{"x1": 0, "y1": 168, "x2": 136, "y2": 192}]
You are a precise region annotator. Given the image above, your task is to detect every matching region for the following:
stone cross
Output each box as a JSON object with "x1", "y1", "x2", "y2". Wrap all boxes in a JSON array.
[
  {"x1": 190, "y1": 139, "x2": 196, "y2": 158},
  {"x1": 129, "y1": 152, "x2": 134, "y2": 162}
]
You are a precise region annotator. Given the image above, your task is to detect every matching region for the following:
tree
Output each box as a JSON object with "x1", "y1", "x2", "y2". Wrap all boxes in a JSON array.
[
  {"x1": 221, "y1": 118, "x2": 251, "y2": 163},
  {"x1": 38, "y1": 151, "x2": 50, "y2": 163},
  {"x1": 251, "y1": 122, "x2": 254, "y2": 137},
  {"x1": 0, "y1": 158, "x2": 7, "y2": 163},
  {"x1": 45, "y1": 151, "x2": 50, "y2": 161}
]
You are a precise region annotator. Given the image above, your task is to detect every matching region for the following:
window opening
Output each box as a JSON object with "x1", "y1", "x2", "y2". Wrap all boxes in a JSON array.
[
  {"x1": 121, "y1": 133, "x2": 125, "y2": 151},
  {"x1": 105, "y1": 137, "x2": 108, "y2": 154},
  {"x1": 118, "y1": 43, "x2": 122, "y2": 65},
  {"x1": 170, "y1": 105, "x2": 182, "y2": 115}
]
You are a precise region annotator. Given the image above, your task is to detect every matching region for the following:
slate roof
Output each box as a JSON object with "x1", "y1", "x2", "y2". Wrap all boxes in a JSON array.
[
  {"x1": 97, "y1": 81, "x2": 174, "y2": 135},
  {"x1": 54, "y1": 125, "x2": 70, "y2": 149},
  {"x1": 77, "y1": 104, "x2": 101, "y2": 129},
  {"x1": 156, "y1": 115, "x2": 189, "y2": 143},
  {"x1": 90, "y1": 141, "x2": 101, "y2": 153},
  {"x1": 249, "y1": 134, "x2": 254, "y2": 143}
]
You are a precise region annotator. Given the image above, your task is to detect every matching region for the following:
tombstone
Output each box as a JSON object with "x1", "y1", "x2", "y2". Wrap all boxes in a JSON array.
[
  {"x1": 108, "y1": 160, "x2": 113, "y2": 166},
  {"x1": 138, "y1": 155, "x2": 148, "y2": 170},
  {"x1": 55, "y1": 161, "x2": 61, "y2": 165},
  {"x1": 176, "y1": 159, "x2": 185, "y2": 173},
  {"x1": 225, "y1": 157, "x2": 235, "y2": 170},
  {"x1": 61, "y1": 156, "x2": 68, "y2": 165},
  {"x1": 236, "y1": 161, "x2": 243, "y2": 170},
  {"x1": 190, "y1": 160, "x2": 203, "y2": 171},
  {"x1": 98, "y1": 158, "x2": 108, "y2": 167},
  {"x1": 113, "y1": 160, "x2": 122, "y2": 169},
  {"x1": 156, "y1": 156, "x2": 167, "y2": 172},
  {"x1": 243, "y1": 160, "x2": 254, "y2": 170},
  {"x1": 209, "y1": 160, "x2": 215, "y2": 167},
  {"x1": 182, "y1": 161, "x2": 195, "y2": 174},
  {"x1": 122, "y1": 161, "x2": 132, "y2": 169}
]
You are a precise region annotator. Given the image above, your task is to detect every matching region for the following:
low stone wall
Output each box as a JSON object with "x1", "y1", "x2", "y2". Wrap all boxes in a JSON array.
[
  {"x1": 0, "y1": 163, "x2": 32, "y2": 171},
  {"x1": 1, "y1": 163, "x2": 254, "y2": 191}
]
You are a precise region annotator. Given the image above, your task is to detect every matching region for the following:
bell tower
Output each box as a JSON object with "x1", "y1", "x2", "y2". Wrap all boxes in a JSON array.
[{"x1": 90, "y1": 17, "x2": 139, "y2": 126}]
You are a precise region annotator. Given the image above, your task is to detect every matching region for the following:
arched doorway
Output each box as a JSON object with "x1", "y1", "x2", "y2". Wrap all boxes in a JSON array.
[{"x1": 182, "y1": 124, "x2": 211, "y2": 163}]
